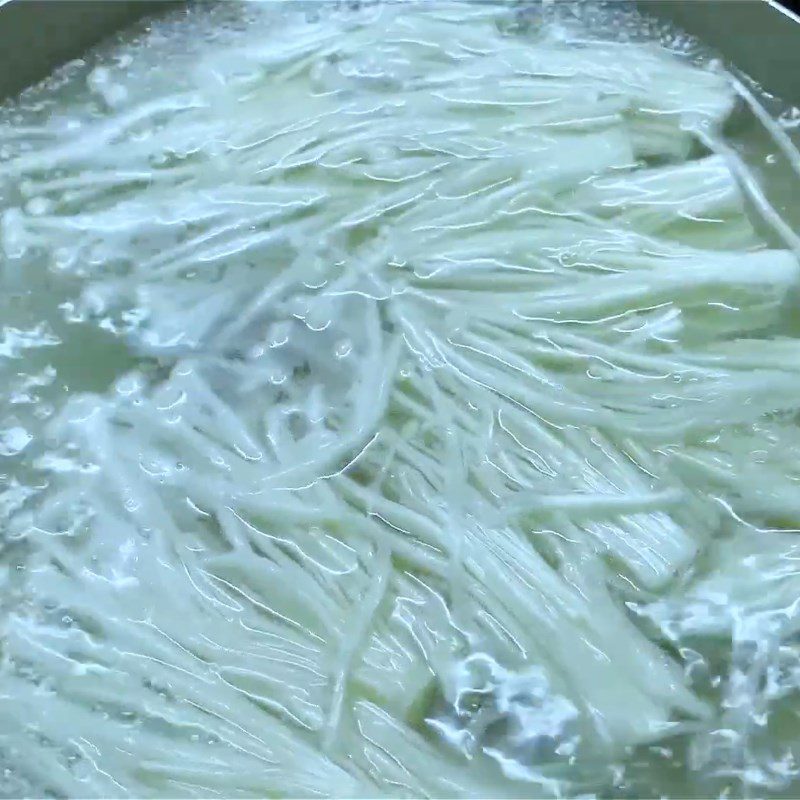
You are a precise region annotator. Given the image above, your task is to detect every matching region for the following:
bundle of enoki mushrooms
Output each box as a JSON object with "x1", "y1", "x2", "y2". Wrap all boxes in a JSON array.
[{"x1": 2, "y1": 2, "x2": 800, "y2": 797}]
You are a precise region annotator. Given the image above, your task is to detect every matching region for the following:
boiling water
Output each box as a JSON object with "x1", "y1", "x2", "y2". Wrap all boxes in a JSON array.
[{"x1": 2, "y1": 2, "x2": 800, "y2": 797}]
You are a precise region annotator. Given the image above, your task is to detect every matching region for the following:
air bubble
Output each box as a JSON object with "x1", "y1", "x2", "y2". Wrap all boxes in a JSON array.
[{"x1": 335, "y1": 339, "x2": 353, "y2": 359}]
